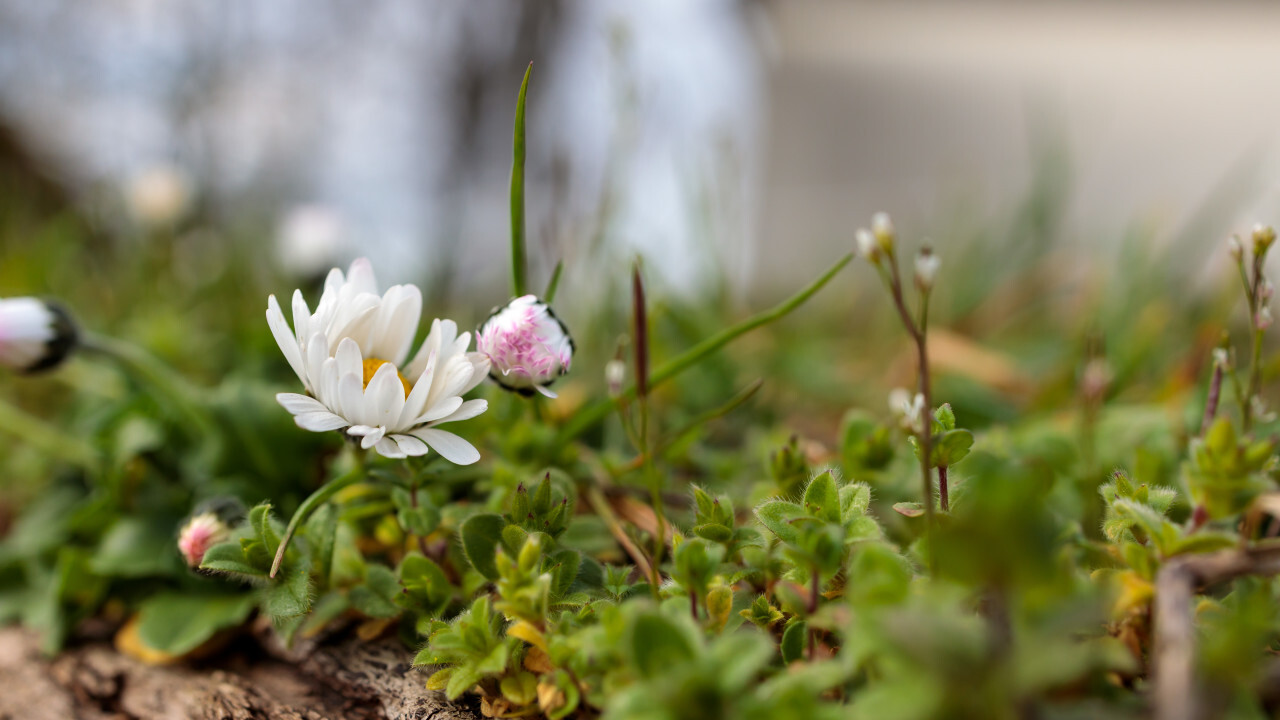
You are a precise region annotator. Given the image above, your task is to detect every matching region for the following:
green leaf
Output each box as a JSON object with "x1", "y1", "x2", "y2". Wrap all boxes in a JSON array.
[
  {"x1": 90, "y1": 517, "x2": 180, "y2": 578},
  {"x1": 893, "y1": 502, "x2": 926, "y2": 519},
  {"x1": 263, "y1": 563, "x2": 312, "y2": 618},
  {"x1": 934, "y1": 429, "x2": 974, "y2": 467},
  {"x1": 781, "y1": 621, "x2": 808, "y2": 663},
  {"x1": 509, "y1": 62, "x2": 531, "y2": 297},
  {"x1": 200, "y1": 541, "x2": 268, "y2": 579},
  {"x1": 399, "y1": 554, "x2": 453, "y2": 613},
  {"x1": 460, "y1": 513, "x2": 508, "y2": 580},
  {"x1": 934, "y1": 403, "x2": 957, "y2": 431},
  {"x1": 135, "y1": 593, "x2": 255, "y2": 656},
  {"x1": 839, "y1": 483, "x2": 872, "y2": 519},
  {"x1": 693, "y1": 523, "x2": 734, "y2": 543},
  {"x1": 755, "y1": 500, "x2": 805, "y2": 545},
  {"x1": 349, "y1": 564, "x2": 401, "y2": 619},
  {"x1": 628, "y1": 610, "x2": 698, "y2": 679},
  {"x1": 548, "y1": 549, "x2": 582, "y2": 599},
  {"x1": 446, "y1": 663, "x2": 484, "y2": 700},
  {"x1": 803, "y1": 471, "x2": 841, "y2": 523}
]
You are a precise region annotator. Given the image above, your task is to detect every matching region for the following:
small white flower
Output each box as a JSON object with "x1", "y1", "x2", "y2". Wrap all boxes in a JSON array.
[
  {"x1": 178, "y1": 512, "x2": 229, "y2": 567},
  {"x1": 276, "y1": 204, "x2": 348, "y2": 278},
  {"x1": 915, "y1": 248, "x2": 940, "y2": 289},
  {"x1": 872, "y1": 212, "x2": 894, "y2": 242},
  {"x1": 855, "y1": 229, "x2": 880, "y2": 262},
  {"x1": 0, "y1": 297, "x2": 77, "y2": 373},
  {"x1": 267, "y1": 258, "x2": 490, "y2": 463},
  {"x1": 889, "y1": 388, "x2": 925, "y2": 434},
  {"x1": 1252, "y1": 395, "x2": 1278, "y2": 424},
  {"x1": 1261, "y1": 278, "x2": 1275, "y2": 302},
  {"x1": 476, "y1": 295, "x2": 574, "y2": 398},
  {"x1": 1228, "y1": 236, "x2": 1244, "y2": 262},
  {"x1": 605, "y1": 359, "x2": 626, "y2": 397},
  {"x1": 1212, "y1": 347, "x2": 1231, "y2": 370}
]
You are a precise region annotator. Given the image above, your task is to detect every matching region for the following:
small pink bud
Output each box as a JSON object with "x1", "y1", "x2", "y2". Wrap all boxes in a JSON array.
[
  {"x1": 476, "y1": 295, "x2": 574, "y2": 398},
  {"x1": 178, "y1": 512, "x2": 230, "y2": 568},
  {"x1": 1256, "y1": 306, "x2": 1273, "y2": 331}
]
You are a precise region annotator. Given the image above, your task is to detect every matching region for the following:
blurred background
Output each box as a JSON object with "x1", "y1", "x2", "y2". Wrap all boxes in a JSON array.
[
  {"x1": 1, "y1": 0, "x2": 1278, "y2": 470},
  {"x1": 3, "y1": 0, "x2": 1279, "y2": 298}
]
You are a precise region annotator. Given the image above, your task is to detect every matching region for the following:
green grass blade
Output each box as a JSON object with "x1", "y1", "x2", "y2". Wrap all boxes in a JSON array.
[{"x1": 510, "y1": 62, "x2": 532, "y2": 297}]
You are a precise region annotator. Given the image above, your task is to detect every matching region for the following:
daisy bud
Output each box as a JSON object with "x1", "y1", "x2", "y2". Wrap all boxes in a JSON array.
[
  {"x1": 1228, "y1": 235, "x2": 1244, "y2": 263},
  {"x1": 0, "y1": 297, "x2": 78, "y2": 373},
  {"x1": 1256, "y1": 306, "x2": 1273, "y2": 331},
  {"x1": 177, "y1": 512, "x2": 230, "y2": 568},
  {"x1": 914, "y1": 247, "x2": 940, "y2": 290},
  {"x1": 605, "y1": 359, "x2": 626, "y2": 397},
  {"x1": 856, "y1": 229, "x2": 881, "y2": 263},
  {"x1": 477, "y1": 295, "x2": 574, "y2": 398},
  {"x1": 871, "y1": 212, "x2": 895, "y2": 252}
]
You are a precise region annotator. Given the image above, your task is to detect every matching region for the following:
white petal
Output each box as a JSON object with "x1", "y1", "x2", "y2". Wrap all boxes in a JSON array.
[
  {"x1": 291, "y1": 289, "x2": 311, "y2": 346},
  {"x1": 266, "y1": 295, "x2": 305, "y2": 384},
  {"x1": 304, "y1": 331, "x2": 329, "y2": 393},
  {"x1": 391, "y1": 434, "x2": 430, "y2": 456},
  {"x1": 360, "y1": 426, "x2": 386, "y2": 449},
  {"x1": 276, "y1": 392, "x2": 329, "y2": 414},
  {"x1": 410, "y1": 428, "x2": 480, "y2": 465},
  {"x1": 346, "y1": 257, "x2": 377, "y2": 296},
  {"x1": 346, "y1": 424, "x2": 378, "y2": 436},
  {"x1": 335, "y1": 337, "x2": 363, "y2": 382},
  {"x1": 398, "y1": 349, "x2": 437, "y2": 428},
  {"x1": 534, "y1": 384, "x2": 558, "y2": 399},
  {"x1": 372, "y1": 284, "x2": 422, "y2": 366},
  {"x1": 337, "y1": 372, "x2": 367, "y2": 426},
  {"x1": 375, "y1": 436, "x2": 407, "y2": 459},
  {"x1": 294, "y1": 411, "x2": 349, "y2": 432},
  {"x1": 432, "y1": 398, "x2": 488, "y2": 425},
  {"x1": 416, "y1": 395, "x2": 462, "y2": 424},
  {"x1": 367, "y1": 362, "x2": 406, "y2": 429}
]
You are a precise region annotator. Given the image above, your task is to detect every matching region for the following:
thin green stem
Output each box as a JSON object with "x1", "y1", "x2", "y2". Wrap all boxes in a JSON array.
[
  {"x1": 271, "y1": 458, "x2": 365, "y2": 578},
  {"x1": 544, "y1": 260, "x2": 563, "y2": 304},
  {"x1": 556, "y1": 253, "x2": 853, "y2": 446},
  {"x1": 509, "y1": 63, "x2": 532, "y2": 297}
]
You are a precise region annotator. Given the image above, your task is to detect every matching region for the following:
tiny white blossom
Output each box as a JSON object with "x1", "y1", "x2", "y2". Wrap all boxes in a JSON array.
[
  {"x1": 477, "y1": 295, "x2": 574, "y2": 398},
  {"x1": 1261, "y1": 278, "x2": 1274, "y2": 302},
  {"x1": 605, "y1": 359, "x2": 626, "y2": 397},
  {"x1": 0, "y1": 297, "x2": 77, "y2": 373},
  {"x1": 872, "y1": 212, "x2": 894, "y2": 241},
  {"x1": 915, "y1": 248, "x2": 940, "y2": 289},
  {"x1": 889, "y1": 388, "x2": 925, "y2": 434},
  {"x1": 1212, "y1": 348, "x2": 1231, "y2": 370},
  {"x1": 856, "y1": 229, "x2": 879, "y2": 262},
  {"x1": 1228, "y1": 236, "x2": 1244, "y2": 262}
]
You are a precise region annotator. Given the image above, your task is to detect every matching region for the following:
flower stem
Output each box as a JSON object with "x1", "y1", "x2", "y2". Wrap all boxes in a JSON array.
[
  {"x1": 939, "y1": 464, "x2": 949, "y2": 512},
  {"x1": 271, "y1": 457, "x2": 365, "y2": 578},
  {"x1": 1201, "y1": 361, "x2": 1224, "y2": 437},
  {"x1": 556, "y1": 253, "x2": 853, "y2": 446}
]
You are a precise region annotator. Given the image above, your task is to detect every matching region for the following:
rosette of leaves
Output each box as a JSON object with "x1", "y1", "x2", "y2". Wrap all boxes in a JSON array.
[
  {"x1": 1185, "y1": 417, "x2": 1277, "y2": 519},
  {"x1": 690, "y1": 486, "x2": 759, "y2": 558},
  {"x1": 416, "y1": 595, "x2": 521, "y2": 700},
  {"x1": 754, "y1": 471, "x2": 881, "y2": 586}
]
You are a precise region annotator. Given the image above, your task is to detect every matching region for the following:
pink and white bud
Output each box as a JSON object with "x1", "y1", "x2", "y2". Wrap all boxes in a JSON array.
[
  {"x1": 1256, "y1": 306, "x2": 1274, "y2": 331},
  {"x1": 178, "y1": 512, "x2": 230, "y2": 568},
  {"x1": 476, "y1": 295, "x2": 574, "y2": 398},
  {"x1": 0, "y1": 297, "x2": 77, "y2": 373}
]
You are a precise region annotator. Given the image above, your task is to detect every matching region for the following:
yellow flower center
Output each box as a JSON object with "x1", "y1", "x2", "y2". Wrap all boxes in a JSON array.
[{"x1": 362, "y1": 358, "x2": 412, "y2": 398}]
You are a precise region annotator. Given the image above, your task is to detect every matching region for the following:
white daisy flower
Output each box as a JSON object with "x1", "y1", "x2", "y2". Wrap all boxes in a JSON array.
[
  {"x1": 476, "y1": 295, "x2": 574, "y2": 398},
  {"x1": 0, "y1": 297, "x2": 77, "y2": 373},
  {"x1": 266, "y1": 258, "x2": 490, "y2": 463}
]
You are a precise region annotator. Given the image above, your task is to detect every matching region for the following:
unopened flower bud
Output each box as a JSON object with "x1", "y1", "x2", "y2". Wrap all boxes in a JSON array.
[
  {"x1": 1212, "y1": 347, "x2": 1231, "y2": 371},
  {"x1": 1253, "y1": 224, "x2": 1276, "y2": 256},
  {"x1": 1261, "y1": 278, "x2": 1274, "y2": 302},
  {"x1": 477, "y1": 295, "x2": 574, "y2": 398},
  {"x1": 0, "y1": 297, "x2": 78, "y2": 373},
  {"x1": 914, "y1": 247, "x2": 940, "y2": 290},
  {"x1": 871, "y1": 212, "x2": 895, "y2": 250},
  {"x1": 1228, "y1": 235, "x2": 1245, "y2": 262},
  {"x1": 1256, "y1": 306, "x2": 1273, "y2": 331},
  {"x1": 856, "y1": 228, "x2": 881, "y2": 263},
  {"x1": 605, "y1": 359, "x2": 625, "y2": 397},
  {"x1": 178, "y1": 512, "x2": 230, "y2": 567}
]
